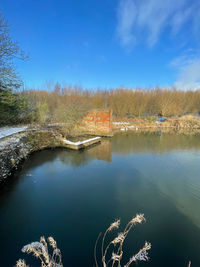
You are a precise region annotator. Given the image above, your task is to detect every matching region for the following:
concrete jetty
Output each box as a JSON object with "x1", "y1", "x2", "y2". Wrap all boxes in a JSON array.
[{"x1": 62, "y1": 137, "x2": 101, "y2": 150}]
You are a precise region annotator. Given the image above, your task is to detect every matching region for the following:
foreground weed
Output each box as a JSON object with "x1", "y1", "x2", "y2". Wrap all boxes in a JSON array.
[
  {"x1": 94, "y1": 214, "x2": 151, "y2": 267},
  {"x1": 14, "y1": 215, "x2": 194, "y2": 267},
  {"x1": 15, "y1": 236, "x2": 63, "y2": 267}
]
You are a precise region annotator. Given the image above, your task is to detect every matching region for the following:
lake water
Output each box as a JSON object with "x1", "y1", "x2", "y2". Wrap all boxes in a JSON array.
[{"x1": 1, "y1": 132, "x2": 200, "y2": 267}]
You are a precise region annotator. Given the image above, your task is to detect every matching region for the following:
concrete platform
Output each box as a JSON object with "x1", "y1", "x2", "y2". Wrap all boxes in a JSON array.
[{"x1": 62, "y1": 136, "x2": 101, "y2": 150}]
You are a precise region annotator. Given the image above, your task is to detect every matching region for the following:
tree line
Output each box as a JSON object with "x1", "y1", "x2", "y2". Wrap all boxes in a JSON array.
[{"x1": 19, "y1": 86, "x2": 200, "y2": 124}]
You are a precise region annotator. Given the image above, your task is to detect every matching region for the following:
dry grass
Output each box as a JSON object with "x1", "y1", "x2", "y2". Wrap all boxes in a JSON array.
[
  {"x1": 15, "y1": 215, "x2": 151, "y2": 267},
  {"x1": 15, "y1": 236, "x2": 63, "y2": 267},
  {"x1": 14, "y1": 215, "x2": 192, "y2": 267},
  {"x1": 94, "y1": 214, "x2": 151, "y2": 267}
]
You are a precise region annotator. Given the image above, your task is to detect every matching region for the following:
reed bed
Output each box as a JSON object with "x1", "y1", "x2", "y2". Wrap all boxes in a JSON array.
[{"x1": 14, "y1": 214, "x2": 192, "y2": 266}]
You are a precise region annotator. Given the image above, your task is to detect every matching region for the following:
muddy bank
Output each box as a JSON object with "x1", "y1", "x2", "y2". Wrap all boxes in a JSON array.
[
  {"x1": 113, "y1": 116, "x2": 200, "y2": 133},
  {"x1": 114, "y1": 127, "x2": 200, "y2": 135}
]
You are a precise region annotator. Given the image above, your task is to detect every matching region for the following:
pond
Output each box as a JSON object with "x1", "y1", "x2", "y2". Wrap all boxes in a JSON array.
[{"x1": 1, "y1": 132, "x2": 200, "y2": 267}]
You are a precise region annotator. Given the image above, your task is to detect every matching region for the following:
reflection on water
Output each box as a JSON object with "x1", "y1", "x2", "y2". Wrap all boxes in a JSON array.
[
  {"x1": 56, "y1": 139, "x2": 112, "y2": 167},
  {"x1": 112, "y1": 133, "x2": 200, "y2": 228},
  {"x1": 1, "y1": 132, "x2": 200, "y2": 267},
  {"x1": 112, "y1": 132, "x2": 200, "y2": 154},
  {"x1": 87, "y1": 139, "x2": 112, "y2": 162}
]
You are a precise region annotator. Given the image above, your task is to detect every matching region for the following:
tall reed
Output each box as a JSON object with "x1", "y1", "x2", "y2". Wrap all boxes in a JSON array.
[{"x1": 94, "y1": 214, "x2": 151, "y2": 267}]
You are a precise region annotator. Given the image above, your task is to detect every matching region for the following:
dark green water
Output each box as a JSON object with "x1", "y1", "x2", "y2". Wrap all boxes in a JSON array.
[{"x1": 1, "y1": 133, "x2": 200, "y2": 267}]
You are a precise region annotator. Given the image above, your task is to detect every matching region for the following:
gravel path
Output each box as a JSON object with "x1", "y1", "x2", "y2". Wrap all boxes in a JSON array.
[{"x1": 0, "y1": 126, "x2": 28, "y2": 139}]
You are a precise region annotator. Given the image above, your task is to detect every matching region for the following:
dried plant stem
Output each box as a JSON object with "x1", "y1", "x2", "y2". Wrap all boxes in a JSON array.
[
  {"x1": 16, "y1": 236, "x2": 63, "y2": 267},
  {"x1": 102, "y1": 229, "x2": 110, "y2": 260},
  {"x1": 114, "y1": 216, "x2": 145, "y2": 267},
  {"x1": 94, "y1": 232, "x2": 102, "y2": 267},
  {"x1": 16, "y1": 215, "x2": 151, "y2": 267},
  {"x1": 97, "y1": 214, "x2": 149, "y2": 267},
  {"x1": 104, "y1": 241, "x2": 114, "y2": 262},
  {"x1": 124, "y1": 242, "x2": 151, "y2": 267}
]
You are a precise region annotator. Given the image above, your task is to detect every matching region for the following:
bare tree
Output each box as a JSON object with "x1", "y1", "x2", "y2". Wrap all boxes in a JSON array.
[{"x1": 0, "y1": 12, "x2": 27, "y2": 91}]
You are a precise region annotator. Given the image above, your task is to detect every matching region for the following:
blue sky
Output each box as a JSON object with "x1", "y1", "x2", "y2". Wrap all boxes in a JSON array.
[{"x1": 1, "y1": 0, "x2": 200, "y2": 90}]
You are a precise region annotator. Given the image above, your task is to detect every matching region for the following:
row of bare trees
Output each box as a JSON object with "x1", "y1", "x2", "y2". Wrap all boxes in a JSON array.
[{"x1": 21, "y1": 85, "x2": 200, "y2": 124}]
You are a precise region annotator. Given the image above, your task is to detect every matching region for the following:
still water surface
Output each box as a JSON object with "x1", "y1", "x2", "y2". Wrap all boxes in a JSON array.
[{"x1": 1, "y1": 133, "x2": 200, "y2": 267}]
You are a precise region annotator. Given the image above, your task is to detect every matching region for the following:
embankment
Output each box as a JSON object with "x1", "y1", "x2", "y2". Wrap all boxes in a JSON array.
[
  {"x1": 0, "y1": 129, "x2": 64, "y2": 183},
  {"x1": 113, "y1": 116, "x2": 200, "y2": 133}
]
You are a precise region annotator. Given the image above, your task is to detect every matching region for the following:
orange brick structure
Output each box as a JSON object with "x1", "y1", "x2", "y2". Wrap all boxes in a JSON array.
[{"x1": 82, "y1": 109, "x2": 113, "y2": 136}]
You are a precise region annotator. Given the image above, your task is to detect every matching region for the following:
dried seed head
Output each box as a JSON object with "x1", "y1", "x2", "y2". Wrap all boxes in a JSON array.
[
  {"x1": 48, "y1": 236, "x2": 57, "y2": 249},
  {"x1": 111, "y1": 233, "x2": 125, "y2": 245},
  {"x1": 126, "y1": 241, "x2": 151, "y2": 266},
  {"x1": 18, "y1": 236, "x2": 63, "y2": 267},
  {"x1": 108, "y1": 219, "x2": 120, "y2": 232},
  {"x1": 111, "y1": 252, "x2": 122, "y2": 262},
  {"x1": 130, "y1": 214, "x2": 145, "y2": 225},
  {"x1": 16, "y1": 259, "x2": 27, "y2": 267},
  {"x1": 22, "y1": 241, "x2": 49, "y2": 263},
  {"x1": 40, "y1": 236, "x2": 46, "y2": 244}
]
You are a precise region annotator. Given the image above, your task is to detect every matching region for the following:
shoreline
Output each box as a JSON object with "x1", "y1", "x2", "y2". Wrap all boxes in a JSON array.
[{"x1": 1, "y1": 121, "x2": 200, "y2": 184}]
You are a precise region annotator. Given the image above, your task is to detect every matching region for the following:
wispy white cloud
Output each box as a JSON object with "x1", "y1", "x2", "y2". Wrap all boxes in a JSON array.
[
  {"x1": 171, "y1": 51, "x2": 200, "y2": 90},
  {"x1": 116, "y1": 0, "x2": 200, "y2": 48},
  {"x1": 117, "y1": 0, "x2": 136, "y2": 47}
]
